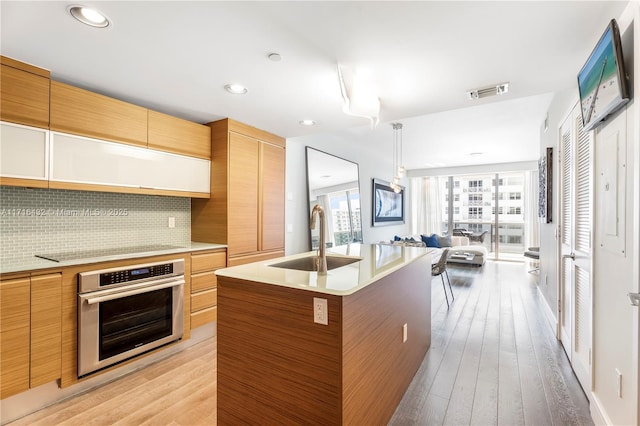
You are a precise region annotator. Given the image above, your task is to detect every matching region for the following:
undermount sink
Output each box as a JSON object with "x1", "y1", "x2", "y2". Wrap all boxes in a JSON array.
[{"x1": 269, "y1": 255, "x2": 361, "y2": 272}]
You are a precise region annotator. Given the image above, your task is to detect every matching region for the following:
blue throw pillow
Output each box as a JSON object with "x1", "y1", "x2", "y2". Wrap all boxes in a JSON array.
[
  {"x1": 421, "y1": 234, "x2": 440, "y2": 248},
  {"x1": 394, "y1": 235, "x2": 402, "y2": 241}
]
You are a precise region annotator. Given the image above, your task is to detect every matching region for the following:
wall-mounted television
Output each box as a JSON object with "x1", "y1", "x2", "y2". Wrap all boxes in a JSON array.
[
  {"x1": 372, "y1": 178, "x2": 404, "y2": 226},
  {"x1": 577, "y1": 19, "x2": 630, "y2": 131}
]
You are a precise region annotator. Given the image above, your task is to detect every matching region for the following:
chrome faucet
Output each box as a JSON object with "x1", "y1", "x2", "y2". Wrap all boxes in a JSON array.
[{"x1": 310, "y1": 204, "x2": 328, "y2": 275}]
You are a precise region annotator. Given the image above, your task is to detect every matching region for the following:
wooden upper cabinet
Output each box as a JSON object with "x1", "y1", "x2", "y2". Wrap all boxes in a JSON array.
[
  {"x1": 148, "y1": 110, "x2": 211, "y2": 159},
  {"x1": 50, "y1": 81, "x2": 148, "y2": 147},
  {"x1": 0, "y1": 56, "x2": 50, "y2": 128},
  {"x1": 0, "y1": 277, "x2": 30, "y2": 399}
]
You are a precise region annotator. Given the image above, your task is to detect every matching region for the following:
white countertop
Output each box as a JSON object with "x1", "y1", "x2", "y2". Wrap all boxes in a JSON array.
[
  {"x1": 0, "y1": 241, "x2": 226, "y2": 274},
  {"x1": 215, "y1": 243, "x2": 435, "y2": 296}
]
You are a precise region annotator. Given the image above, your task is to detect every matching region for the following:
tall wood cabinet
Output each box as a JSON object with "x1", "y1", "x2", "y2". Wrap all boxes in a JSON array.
[{"x1": 192, "y1": 119, "x2": 285, "y2": 266}]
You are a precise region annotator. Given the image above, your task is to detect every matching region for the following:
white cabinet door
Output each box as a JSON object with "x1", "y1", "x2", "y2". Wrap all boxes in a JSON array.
[
  {"x1": 0, "y1": 121, "x2": 48, "y2": 181},
  {"x1": 50, "y1": 132, "x2": 141, "y2": 187},
  {"x1": 50, "y1": 132, "x2": 210, "y2": 194},
  {"x1": 139, "y1": 150, "x2": 210, "y2": 193}
]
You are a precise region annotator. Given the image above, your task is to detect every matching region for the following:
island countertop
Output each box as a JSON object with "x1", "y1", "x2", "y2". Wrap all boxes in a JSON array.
[{"x1": 215, "y1": 243, "x2": 435, "y2": 296}]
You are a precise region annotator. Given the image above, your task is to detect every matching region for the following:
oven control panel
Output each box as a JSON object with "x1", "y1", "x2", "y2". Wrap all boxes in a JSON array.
[
  {"x1": 99, "y1": 263, "x2": 174, "y2": 286},
  {"x1": 79, "y1": 259, "x2": 185, "y2": 293}
]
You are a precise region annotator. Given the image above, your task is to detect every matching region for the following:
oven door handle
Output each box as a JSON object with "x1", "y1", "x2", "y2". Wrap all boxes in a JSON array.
[{"x1": 81, "y1": 278, "x2": 185, "y2": 305}]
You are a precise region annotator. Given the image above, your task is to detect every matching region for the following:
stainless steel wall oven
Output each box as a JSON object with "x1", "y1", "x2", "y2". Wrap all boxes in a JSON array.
[{"x1": 78, "y1": 259, "x2": 184, "y2": 377}]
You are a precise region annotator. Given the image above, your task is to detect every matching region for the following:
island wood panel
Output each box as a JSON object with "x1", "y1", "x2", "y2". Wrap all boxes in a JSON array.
[
  {"x1": 60, "y1": 253, "x2": 190, "y2": 388},
  {"x1": 147, "y1": 110, "x2": 211, "y2": 159},
  {"x1": 50, "y1": 81, "x2": 148, "y2": 148},
  {"x1": 0, "y1": 57, "x2": 50, "y2": 128},
  {"x1": 342, "y1": 255, "x2": 431, "y2": 425},
  {"x1": 190, "y1": 120, "x2": 229, "y2": 244},
  {"x1": 227, "y1": 132, "x2": 259, "y2": 257},
  {"x1": 30, "y1": 273, "x2": 62, "y2": 388},
  {"x1": 217, "y1": 276, "x2": 343, "y2": 425},
  {"x1": 260, "y1": 142, "x2": 285, "y2": 252},
  {"x1": 0, "y1": 277, "x2": 30, "y2": 398}
]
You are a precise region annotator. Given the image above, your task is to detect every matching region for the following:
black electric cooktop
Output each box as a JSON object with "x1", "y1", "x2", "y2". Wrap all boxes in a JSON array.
[{"x1": 35, "y1": 245, "x2": 184, "y2": 262}]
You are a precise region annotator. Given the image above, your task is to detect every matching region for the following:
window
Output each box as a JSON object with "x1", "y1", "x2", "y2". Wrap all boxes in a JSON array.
[
  {"x1": 469, "y1": 207, "x2": 483, "y2": 219},
  {"x1": 508, "y1": 235, "x2": 522, "y2": 244},
  {"x1": 454, "y1": 180, "x2": 460, "y2": 188},
  {"x1": 492, "y1": 206, "x2": 504, "y2": 215},
  {"x1": 509, "y1": 192, "x2": 522, "y2": 200},
  {"x1": 454, "y1": 194, "x2": 460, "y2": 202},
  {"x1": 454, "y1": 207, "x2": 460, "y2": 214},
  {"x1": 492, "y1": 178, "x2": 504, "y2": 186},
  {"x1": 508, "y1": 207, "x2": 522, "y2": 215},
  {"x1": 468, "y1": 180, "x2": 483, "y2": 189}
]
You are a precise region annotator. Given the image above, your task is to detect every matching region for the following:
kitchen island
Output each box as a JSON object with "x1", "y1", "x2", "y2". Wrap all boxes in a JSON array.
[{"x1": 215, "y1": 243, "x2": 433, "y2": 425}]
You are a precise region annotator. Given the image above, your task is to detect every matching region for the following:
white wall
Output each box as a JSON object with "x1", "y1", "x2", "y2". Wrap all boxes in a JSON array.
[
  {"x1": 537, "y1": 87, "x2": 575, "y2": 328},
  {"x1": 591, "y1": 2, "x2": 639, "y2": 425},
  {"x1": 539, "y1": 2, "x2": 639, "y2": 424},
  {"x1": 285, "y1": 127, "x2": 411, "y2": 255}
]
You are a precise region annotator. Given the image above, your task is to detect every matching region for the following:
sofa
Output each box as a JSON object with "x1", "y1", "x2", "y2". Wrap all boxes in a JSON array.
[
  {"x1": 388, "y1": 234, "x2": 488, "y2": 266},
  {"x1": 444, "y1": 236, "x2": 488, "y2": 266}
]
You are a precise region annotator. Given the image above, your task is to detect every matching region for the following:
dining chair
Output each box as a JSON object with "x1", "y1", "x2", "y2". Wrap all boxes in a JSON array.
[{"x1": 432, "y1": 248, "x2": 454, "y2": 308}]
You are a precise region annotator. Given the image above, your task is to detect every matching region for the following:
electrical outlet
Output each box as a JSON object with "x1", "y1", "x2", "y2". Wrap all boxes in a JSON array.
[
  {"x1": 313, "y1": 297, "x2": 328, "y2": 325},
  {"x1": 402, "y1": 323, "x2": 408, "y2": 343},
  {"x1": 616, "y1": 369, "x2": 622, "y2": 397},
  {"x1": 168, "y1": 217, "x2": 175, "y2": 228}
]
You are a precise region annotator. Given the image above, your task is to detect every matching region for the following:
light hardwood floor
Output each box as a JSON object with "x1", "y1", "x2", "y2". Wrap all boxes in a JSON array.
[{"x1": 9, "y1": 261, "x2": 591, "y2": 426}]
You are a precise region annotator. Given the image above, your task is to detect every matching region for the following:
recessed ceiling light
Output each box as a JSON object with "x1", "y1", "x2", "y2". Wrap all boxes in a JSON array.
[
  {"x1": 299, "y1": 119, "x2": 316, "y2": 126},
  {"x1": 68, "y1": 5, "x2": 110, "y2": 28},
  {"x1": 469, "y1": 152, "x2": 484, "y2": 156},
  {"x1": 224, "y1": 84, "x2": 247, "y2": 95},
  {"x1": 267, "y1": 53, "x2": 282, "y2": 62}
]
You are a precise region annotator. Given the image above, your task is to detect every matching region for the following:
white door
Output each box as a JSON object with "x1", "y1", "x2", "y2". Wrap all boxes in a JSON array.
[{"x1": 558, "y1": 103, "x2": 593, "y2": 393}]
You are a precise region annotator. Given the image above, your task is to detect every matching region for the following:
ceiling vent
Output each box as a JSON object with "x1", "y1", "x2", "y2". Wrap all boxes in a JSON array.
[{"x1": 467, "y1": 82, "x2": 509, "y2": 100}]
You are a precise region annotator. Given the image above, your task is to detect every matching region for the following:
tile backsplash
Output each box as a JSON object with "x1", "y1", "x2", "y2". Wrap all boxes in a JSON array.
[{"x1": 0, "y1": 186, "x2": 190, "y2": 262}]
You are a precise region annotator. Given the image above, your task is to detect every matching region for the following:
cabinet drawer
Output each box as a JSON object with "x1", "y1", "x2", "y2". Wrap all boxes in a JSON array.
[
  {"x1": 191, "y1": 289, "x2": 217, "y2": 312},
  {"x1": 191, "y1": 271, "x2": 217, "y2": 292},
  {"x1": 191, "y1": 306, "x2": 217, "y2": 329},
  {"x1": 191, "y1": 251, "x2": 226, "y2": 274}
]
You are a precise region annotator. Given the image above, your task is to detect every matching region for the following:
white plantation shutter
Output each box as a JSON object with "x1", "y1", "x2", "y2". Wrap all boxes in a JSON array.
[
  {"x1": 575, "y1": 116, "x2": 592, "y2": 252},
  {"x1": 561, "y1": 126, "x2": 572, "y2": 246}
]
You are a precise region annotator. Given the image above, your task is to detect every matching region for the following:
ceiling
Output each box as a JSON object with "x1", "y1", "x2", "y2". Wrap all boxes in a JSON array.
[{"x1": 0, "y1": 1, "x2": 629, "y2": 170}]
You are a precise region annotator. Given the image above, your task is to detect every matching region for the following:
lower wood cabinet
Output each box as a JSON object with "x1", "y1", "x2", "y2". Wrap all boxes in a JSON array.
[
  {"x1": 0, "y1": 277, "x2": 30, "y2": 398},
  {"x1": 30, "y1": 274, "x2": 62, "y2": 388},
  {"x1": 190, "y1": 250, "x2": 226, "y2": 329},
  {"x1": 0, "y1": 273, "x2": 62, "y2": 399}
]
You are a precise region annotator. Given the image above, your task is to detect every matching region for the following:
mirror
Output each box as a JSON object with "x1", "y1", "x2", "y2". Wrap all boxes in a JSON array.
[{"x1": 306, "y1": 147, "x2": 362, "y2": 250}]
